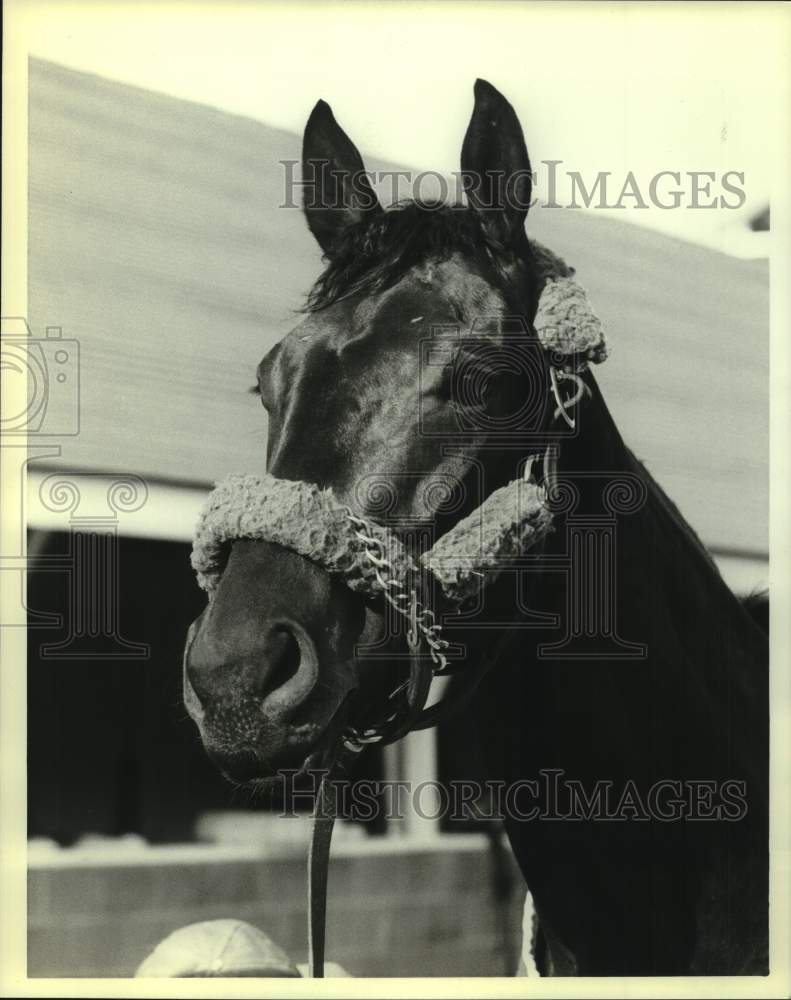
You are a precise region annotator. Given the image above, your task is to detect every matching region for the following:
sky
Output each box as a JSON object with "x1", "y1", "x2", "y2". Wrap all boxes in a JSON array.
[{"x1": 10, "y1": 1, "x2": 789, "y2": 256}]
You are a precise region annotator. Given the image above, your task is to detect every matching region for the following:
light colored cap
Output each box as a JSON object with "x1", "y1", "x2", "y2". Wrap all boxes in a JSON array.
[{"x1": 135, "y1": 919, "x2": 300, "y2": 978}]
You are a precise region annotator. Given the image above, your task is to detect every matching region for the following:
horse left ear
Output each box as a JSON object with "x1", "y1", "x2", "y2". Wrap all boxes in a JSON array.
[{"x1": 461, "y1": 79, "x2": 532, "y2": 248}]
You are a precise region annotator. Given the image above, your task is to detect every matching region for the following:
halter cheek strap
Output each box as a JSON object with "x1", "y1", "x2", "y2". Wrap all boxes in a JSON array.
[{"x1": 550, "y1": 367, "x2": 589, "y2": 429}]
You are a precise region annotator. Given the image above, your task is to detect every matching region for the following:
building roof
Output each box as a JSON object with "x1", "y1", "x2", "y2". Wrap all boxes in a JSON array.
[{"x1": 28, "y1": 59, "x2": 768, "y2": 555}]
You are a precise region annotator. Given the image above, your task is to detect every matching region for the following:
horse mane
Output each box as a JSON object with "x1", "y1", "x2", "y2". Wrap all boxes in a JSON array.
[
  {"x1": 587, "y1": 383, "x2": 770, "y2": 642},
  {"x1": 621, "y1": 437, "x2": 769, "y2": 634},
  {"x1": 305, "y1": 201, "x2": 519, "y2": 311},
  {"x1": 626, "y1": 444, "x2": 721, "y2": 572}
]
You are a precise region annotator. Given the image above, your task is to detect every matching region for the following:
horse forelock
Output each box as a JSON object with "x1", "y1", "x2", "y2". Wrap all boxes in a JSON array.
[{"x1": 305, "y1": 200, "x2": 530, "y2": 313}]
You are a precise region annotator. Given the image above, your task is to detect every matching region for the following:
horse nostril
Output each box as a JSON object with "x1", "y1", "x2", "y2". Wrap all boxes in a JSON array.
[
  {"x1": 184, "y1": 612, "x2": 319, "y2": 714},
  {"x1": 259, "y1": 624, "x2": 303, "y2": 697}
]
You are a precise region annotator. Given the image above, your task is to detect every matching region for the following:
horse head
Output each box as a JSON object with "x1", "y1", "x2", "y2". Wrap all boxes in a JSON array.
[
  {"x1": 180, "y1": 78, "x2": 771, "y2": 979},
  {"x1": 184, "y1": 80, "x2": 559, "y2": 783}
]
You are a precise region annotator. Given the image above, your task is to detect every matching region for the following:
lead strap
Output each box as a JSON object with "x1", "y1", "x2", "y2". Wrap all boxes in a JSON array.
[
  {"x1": 307, "y1": 766, "x2": 339, "y2": 978},
  {"x1": 308, "y1": 633, "x2": 432, "y2": 977}
]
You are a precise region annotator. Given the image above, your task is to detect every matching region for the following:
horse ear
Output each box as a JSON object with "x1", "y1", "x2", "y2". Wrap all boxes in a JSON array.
[
  {"x1": 461, "y1": 79, "x2": 532, "y2": 248},
  {"x1": 302, "y1": 100, "x2": 382, "y2": 254}
]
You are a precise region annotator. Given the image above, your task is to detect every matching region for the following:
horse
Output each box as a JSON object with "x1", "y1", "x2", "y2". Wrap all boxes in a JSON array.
[{"x1": 183, "y1": 79, "x2": 768, "y2": 976}]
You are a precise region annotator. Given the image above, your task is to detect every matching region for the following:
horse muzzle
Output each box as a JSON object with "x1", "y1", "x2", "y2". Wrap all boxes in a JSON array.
[{"x1": 182, "y1": 540, "x2": 361, "y2": 780}]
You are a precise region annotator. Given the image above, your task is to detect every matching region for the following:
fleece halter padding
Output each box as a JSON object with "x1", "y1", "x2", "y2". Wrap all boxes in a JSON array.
[
  {"x1": 192, "y1": 474, "x2": 414, "y2": 597},
  {"x1": 529, "y1": 240, "x2": 607, "y2": 368},
  {"x1": 421, "y1": 477, "x2": 554, "y2": 603},
  {"x1": 192, "y1": 474, "x2": 552, "y2": 606}
]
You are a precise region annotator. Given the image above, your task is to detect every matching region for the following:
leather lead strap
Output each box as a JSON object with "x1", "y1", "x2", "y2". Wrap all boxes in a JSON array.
[
  {"x1": 307, "y1": 639, "x2": 432, "y2": 977},
  {"x1": 411, "y1": 654, "x2": 497, "y2": 732},
  {"x1": 308, "y1": 766, "x2": 338, "y2": 978}
]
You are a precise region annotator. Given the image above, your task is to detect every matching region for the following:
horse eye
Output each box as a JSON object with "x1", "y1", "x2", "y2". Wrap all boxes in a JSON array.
[
  {"x1": 249, "y1": 381, "x2": 273, "y2": 410},
  {"x1": 433, "y1": 363, "x2": 456, "y2": 400}
]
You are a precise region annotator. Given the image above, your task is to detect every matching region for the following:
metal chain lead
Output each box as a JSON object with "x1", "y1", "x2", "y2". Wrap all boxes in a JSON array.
[
  {"x1": 341, "y1": 509, "x2": 450, "y2": 752},
  {"x1": 346, "y1": 511, "x2": 450, "y2": 668}
]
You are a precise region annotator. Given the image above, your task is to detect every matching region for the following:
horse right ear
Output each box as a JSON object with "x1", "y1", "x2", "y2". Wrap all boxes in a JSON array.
[{"x1": 302, "y1": 100, "x2": 382, "y2": 255}]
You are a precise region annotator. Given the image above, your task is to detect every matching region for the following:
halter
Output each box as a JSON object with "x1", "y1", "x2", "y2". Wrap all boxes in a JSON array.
[
  {"x1": 191, "y1": 444, "x2": 559, "y2": 738},
  {"x1": 188, "y1": 241, "x2": 607, "y2": 976}
]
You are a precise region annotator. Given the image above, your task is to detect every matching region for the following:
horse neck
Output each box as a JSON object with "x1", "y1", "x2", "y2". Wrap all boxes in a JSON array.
[
  {"x1": 481, "y1": 372, "x2": 768, "y2": 973},
  {"x1": 517, "y1": 371, "x2": 767, "y2": 778}
]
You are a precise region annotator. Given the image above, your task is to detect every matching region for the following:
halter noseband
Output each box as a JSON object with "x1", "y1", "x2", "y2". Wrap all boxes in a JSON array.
[{"x1": 190, "y1": 457, "x2": 555, "y2": 744}]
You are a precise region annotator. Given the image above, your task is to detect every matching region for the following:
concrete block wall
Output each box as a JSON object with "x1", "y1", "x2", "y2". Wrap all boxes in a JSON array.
[{"x1": 28, "y1": 837, "x2": 525, "y2": 978}]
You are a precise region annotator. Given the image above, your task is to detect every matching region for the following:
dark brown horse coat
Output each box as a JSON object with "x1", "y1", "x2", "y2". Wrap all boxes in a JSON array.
[{"x1": 184, "y1": 79, "x2": 768, "y2": 975}]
